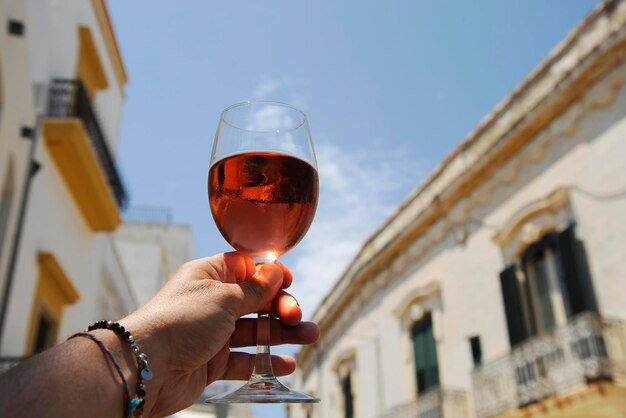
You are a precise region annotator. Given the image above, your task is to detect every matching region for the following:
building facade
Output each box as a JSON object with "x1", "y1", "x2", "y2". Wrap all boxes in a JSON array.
[
  {"x1": 0, "y1": 0, "x2": 135, "y2": 360},
  {"x1": 291, "y1": 1, "x2": 626, "y2": 418},
  {"x1": 114, "y1": 216, "x2": 195, "y2": 306}
]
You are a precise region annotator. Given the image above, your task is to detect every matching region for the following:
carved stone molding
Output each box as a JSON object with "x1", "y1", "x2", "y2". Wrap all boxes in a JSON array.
[
  {"x1": 493, "y1": 187, "x2": 571, "y2": 248},
  {"x1": 394, "y1": 281, "x2": 441, "y2": 330}
]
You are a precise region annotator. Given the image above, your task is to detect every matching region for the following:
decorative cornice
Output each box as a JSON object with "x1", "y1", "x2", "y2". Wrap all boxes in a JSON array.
[{"x1": 298, "y1": 0, "x2": 626, "y2": 371}]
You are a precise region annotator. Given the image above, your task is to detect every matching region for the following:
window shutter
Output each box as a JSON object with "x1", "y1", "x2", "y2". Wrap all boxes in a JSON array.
[
  {"x1": 412, "y1": 313, "x2": 440, "y2": 393},
  {"x1": 557, "y1": 224, "x2": 597, "y2": 316},
  {"x1": 423, "y1": 322, "x2": 440, "y2": 390},
  {"x1": 499, "y1": 265, "x2": 528, "y2": 347}
]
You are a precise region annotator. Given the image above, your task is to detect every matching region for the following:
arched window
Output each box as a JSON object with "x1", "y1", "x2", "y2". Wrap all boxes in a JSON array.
[
  {"x1": 395, "y1": 281, "x2": 442, "y2": 396},
  {"x1": 411, "y1": 313, "x2": 440, "y2": 394},
  {"x1": 494, "y1": 188, "x2": 597, "y2": 346},
  {"x1": 334, "y1": 351, "x2": 357, "y2": 418}
]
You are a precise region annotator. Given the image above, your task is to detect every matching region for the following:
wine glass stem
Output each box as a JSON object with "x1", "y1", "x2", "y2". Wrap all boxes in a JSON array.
[{"x1": 251, "y1": 312, "x2": 275, "y2": 380}]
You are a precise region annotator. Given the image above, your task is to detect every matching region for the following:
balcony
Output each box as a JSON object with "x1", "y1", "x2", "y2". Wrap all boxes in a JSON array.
[
  {"x1": 379, "y1": 388, "x2": 471, "y2": 418},
  {"x1": 472, "y1": 312, "x2": 626, "y2": 418},
  {"x1": 48, "y1": 79, "x2": 127, "y2": 207},
  {"x1": 43, "y1": 79, "x2": 127, "y2": 231}
]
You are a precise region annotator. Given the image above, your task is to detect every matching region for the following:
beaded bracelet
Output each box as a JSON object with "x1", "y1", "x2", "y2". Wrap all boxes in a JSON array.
[
  {"x1": 85, "y1": 320, "x2": 153, "y2": 417},
  {"x1": 69, "y1": 332, "x2": 132, "y2": 408}
]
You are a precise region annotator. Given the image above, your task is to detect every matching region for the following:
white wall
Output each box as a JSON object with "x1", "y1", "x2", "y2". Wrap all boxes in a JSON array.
[
  {"x1": 0, "y1": 0, "x2": 131, "y2": 354},
  {"x1": 25, "y1": 0, "x2": 125, "y2": 151},
  {"x1": 0, "y1": 0, "x2": 36, "y2": 304},
  {"x1": 114, "y1": 222, "x2": 194, "y2": 305}
]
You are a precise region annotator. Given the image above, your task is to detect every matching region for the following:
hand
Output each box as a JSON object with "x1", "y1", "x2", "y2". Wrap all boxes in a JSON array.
[{"x1": 120, "y1": 252, "x2": 319, "y2": 417}]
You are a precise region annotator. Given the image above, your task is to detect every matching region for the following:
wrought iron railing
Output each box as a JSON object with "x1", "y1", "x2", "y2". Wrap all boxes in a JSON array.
[
  {"x1": 123, "y1": 206, "x2": 173, "y2": 224},
  {"x1": 472, "y1": 312, "x2": 626, "y2": 418},
  {"x1": 48, "y1": 79, "x2": 128, "y2": 208},
  {"x1": 379, "y1": 388, "x2": 470, "y2": 418},
  {"x1": 0, "y1": 356, "x2": 25, "y2": 374}
]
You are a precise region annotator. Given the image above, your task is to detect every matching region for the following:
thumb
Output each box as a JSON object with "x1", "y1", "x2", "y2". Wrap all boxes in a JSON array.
[{"x1": 235, "y1": 263, "x2": 283, "y2": 317}]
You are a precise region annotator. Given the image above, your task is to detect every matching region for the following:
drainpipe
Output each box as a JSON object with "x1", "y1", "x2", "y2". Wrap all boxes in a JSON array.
[{"x1": 0, "y1": 116, "x2": 40, "y2": 351}]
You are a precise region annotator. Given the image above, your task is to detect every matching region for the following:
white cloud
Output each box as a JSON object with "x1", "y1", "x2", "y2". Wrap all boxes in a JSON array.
[
  {"x1": 245, "y1": 81, "x2": 428, "y2": 324},
  {"x1": 250, "y1": 76, "x2": 309, "y2": 110},
  {"x1": 252, "y1": 76, "x2": 289, "y2": 100},
  {"x1": 287, "y1": 140, "x2": 427, "y2": 320},
  {"x1": 245, "y1": 105, "x2": 294, "y2": 132}
]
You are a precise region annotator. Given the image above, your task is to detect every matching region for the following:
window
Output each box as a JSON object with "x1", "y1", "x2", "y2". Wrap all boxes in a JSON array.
[
  {"x1": 469, "y1": 336, "x2": 482, "y2": 367},
  {"x1": 342, "y1": 373, "x2": 354, "y2": 418},
  {"x1": 500, "y1": 224, "x2": 597, "y2": 346},
  {"x1": 32, "y1": 309, "x2": 58, "y2": 354},
  {"x1": 25, "y1": 253, "x2": 79, "y2": 354},
  {"x1": 411, "y1": 313, "x2": 439, "y2": 393},
  {"x1": 335, "y1": 352, "x2": 357, "y2": 418}
]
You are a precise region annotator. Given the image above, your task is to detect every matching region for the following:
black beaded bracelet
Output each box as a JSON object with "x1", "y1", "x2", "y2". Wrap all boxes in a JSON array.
[{"x1": 86, "y1": 320, "x2": 153, "y2": 417}]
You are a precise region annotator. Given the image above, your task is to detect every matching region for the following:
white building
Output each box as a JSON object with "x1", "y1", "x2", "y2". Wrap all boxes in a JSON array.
[
  {"x1": 0, "y1": 0, "x2": 135, "y2": 359},
  {"x1": 114, "y1": 211, "x2": 195, "y2": 306},
  {"x1": 291, "y1": 1, "x2": 626, "y2": 418}
]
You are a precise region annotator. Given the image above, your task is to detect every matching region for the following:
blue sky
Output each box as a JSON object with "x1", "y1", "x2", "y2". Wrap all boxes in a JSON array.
[{"x1": 108, "y1": 1, "x2": 599, "y2": 416}]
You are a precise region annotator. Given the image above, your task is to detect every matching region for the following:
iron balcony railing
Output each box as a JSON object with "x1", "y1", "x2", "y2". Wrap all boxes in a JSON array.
[
  {"x1": 471, "y1": 312, "x2": 626, "y2": 418},
  {"x1": 123, "y1": 206, "x2": 173, "y2": 224},
  {"x1": 48, "y1": 79, "x2": 128, "y2": 208},
  {"x1": 379, "y1": 388, "x2": 471, "y2": 418}
]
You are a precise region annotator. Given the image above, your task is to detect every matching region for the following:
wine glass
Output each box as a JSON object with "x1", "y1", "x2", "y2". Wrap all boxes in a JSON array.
[{"x1": 205, "y1": 101, "x2": 320, "y2": 403}]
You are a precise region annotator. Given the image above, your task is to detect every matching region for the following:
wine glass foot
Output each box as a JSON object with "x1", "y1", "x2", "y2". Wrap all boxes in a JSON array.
[{"x1": 205, "y1": 376, "x2": 320, "y2": 404}]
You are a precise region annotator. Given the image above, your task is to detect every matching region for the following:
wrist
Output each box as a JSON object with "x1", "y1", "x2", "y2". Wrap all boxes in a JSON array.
[{"x1": 117, "y1": 315, "x2": 169, "y2": 415}]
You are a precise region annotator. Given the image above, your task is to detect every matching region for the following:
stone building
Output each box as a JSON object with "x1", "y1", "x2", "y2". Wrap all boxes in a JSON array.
[{"x1": 291, "y1": 1, "x2": 626, "y2": 417}]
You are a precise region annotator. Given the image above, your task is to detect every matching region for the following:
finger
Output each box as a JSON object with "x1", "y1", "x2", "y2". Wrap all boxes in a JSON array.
[
  {"x1": 180, "y1": 252, "x2": 255, "y2": 284},
  {"x1": 232, "y1": 263, "x2": 283, "y2": 317},
  {"x1": 206, "y1": 344, "x2": 231, "y2": 385},
  {"x1": 273, "y1": 291, "x2": 301, "y2": 326},
  {"x1": 276, "y1": 262, "x2": 293, "y2": 289},
  {"x1": 230, "y1": 319, "x2": 320, "y2": 348},
  {"x1": 220, "y1": 352, "x2": 296, "y2": 380},
  {"x1": 223, "y1": 252, "x2": 256, "y2": 284}
]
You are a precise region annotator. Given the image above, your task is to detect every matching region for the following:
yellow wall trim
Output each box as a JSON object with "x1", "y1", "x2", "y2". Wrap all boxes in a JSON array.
[
  {"x1": 90, "y1": 0, "x2": 128, "y2": 94},
  {"x1": 77, "y1": 26, "x2": 109, "y2": 97},
  {"x1": 42, "y1": 118, "x2": 121, "y2": 231},
  {"x1": 497, "y1": 382, "x2": 626, "y2": 418},
  {"x1": 37, "y1": 253, "x2": 80, "y2": 304},
  {"x1": 25, "y1": 252, "x2": 80, "y2": 354}
]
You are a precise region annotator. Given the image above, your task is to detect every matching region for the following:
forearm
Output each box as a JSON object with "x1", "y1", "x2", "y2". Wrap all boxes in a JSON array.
[{"x1": 0, "y1": 331, "x2": 139, "y2": 418}]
